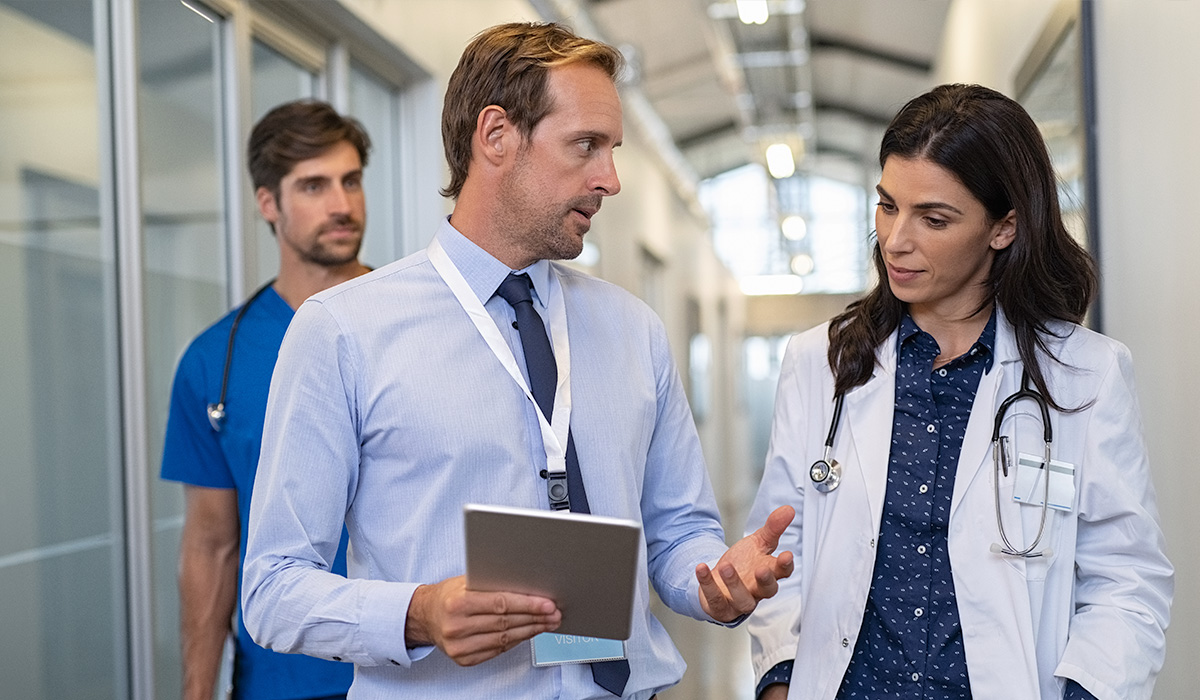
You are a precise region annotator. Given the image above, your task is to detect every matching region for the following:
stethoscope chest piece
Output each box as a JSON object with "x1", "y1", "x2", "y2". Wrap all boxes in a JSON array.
[
  {"x1": 207, "y1": 402, "x2": 226, "y2": 432},
  {"x1": 810, "y1": 458, "x2": 841, "y2": 493}
]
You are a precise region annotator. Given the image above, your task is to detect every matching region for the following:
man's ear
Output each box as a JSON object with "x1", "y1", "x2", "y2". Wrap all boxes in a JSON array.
[
  {"x1": 475, "y1": 105, "x2": 514, "y2": 167},
  {"x1": 256, "y1": 186, "x2": 279, "y2": 227}
]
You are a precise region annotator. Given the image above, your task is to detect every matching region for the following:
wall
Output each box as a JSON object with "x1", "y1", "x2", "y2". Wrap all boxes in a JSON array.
[
  {"x1": 937, "y1": 1, "x2": 1197, "y2": 696},
  {"x1": 1090, "y1": 2, "x2": 1200, "y2": 696}
]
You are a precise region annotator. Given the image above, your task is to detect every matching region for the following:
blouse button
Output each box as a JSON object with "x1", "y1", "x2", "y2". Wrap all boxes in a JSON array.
[
  {"x1": 938, "y1": 368, "x2": 948, "y2": 377},
  {"x1": 919, "y1": 484, "x2": 928, "y2": 494},
  {"x1": 912, "y1": 672, "x2": 921, "y2": 682},
  {"x1": 917, "y1": 544, "x2": 927, "y2": 554},
  {"x1": 914, "y1": 607, "x2": 924, "y2": 618},
  {"x1": 926, "y1": 423, "x2": 936, "y2": 433}
]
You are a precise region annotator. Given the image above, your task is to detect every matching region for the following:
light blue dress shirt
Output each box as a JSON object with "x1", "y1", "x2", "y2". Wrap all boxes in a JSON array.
[{"x1": 243, "y1": 220, "x2": 730, "y2": 699}]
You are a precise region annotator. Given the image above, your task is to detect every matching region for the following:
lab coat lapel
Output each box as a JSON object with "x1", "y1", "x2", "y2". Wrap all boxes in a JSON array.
[
  {"x1": 951, "y1": 312, "x2": 1021, "y2": 517},
  {"x1": 844, "y1": 332, "x2": 898, "y2": 531}
]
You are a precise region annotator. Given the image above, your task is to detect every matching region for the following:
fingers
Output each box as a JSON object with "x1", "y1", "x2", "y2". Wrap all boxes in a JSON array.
[
  {"x1": 776, "y1": 549, "x2": 795, "y2": 578},
  {"x1": 756, "y1": 505, "x2": 796, "y2": 551},
  {"x1": 696, "y1": 562, "x2": 731, "y2": 621},
  {"x1": 441, "y1": 614, "x2": 561, "y2": 666},
  {"x1": 696, "y1": 561, "x2": 759, "y2": 623},
  {"x1": 412, "y1": 577, "x2": 561, "y2": 667}
]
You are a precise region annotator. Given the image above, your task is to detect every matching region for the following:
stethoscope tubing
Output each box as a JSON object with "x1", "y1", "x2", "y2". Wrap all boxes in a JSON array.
[
  {"x1": 810, "y1": 369, "x2": 1055, "y2": 558},
  {"x1": 206, "y1": 279, "x2": 276, "y2": 432}
]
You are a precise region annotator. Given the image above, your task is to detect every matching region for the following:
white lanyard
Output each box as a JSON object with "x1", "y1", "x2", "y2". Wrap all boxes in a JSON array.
[{"x1": 427, "y1": 238, "x2": 572, "y2": 478}]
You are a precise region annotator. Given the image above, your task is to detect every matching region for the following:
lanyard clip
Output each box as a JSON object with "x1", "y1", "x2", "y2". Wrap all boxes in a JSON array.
[{"x1": 547, "y1": 472, "x2": 570, "y2": 510}]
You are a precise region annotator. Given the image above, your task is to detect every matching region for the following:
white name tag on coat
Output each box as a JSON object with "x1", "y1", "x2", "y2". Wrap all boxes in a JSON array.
[{"x1": 1013, "y1": 452, "x2": 1075, "y2": 511}]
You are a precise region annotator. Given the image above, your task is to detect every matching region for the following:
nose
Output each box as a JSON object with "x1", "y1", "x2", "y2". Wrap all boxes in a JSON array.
[
  {"x1": 878, "y1": 210, "x2": 912, "y2": 255},
  {"x1": 327, "y1": 183, "x2": 353, "y2": 215},
  {"x1": 592, "y1": 152, "x2": 621, "y2": 196}
]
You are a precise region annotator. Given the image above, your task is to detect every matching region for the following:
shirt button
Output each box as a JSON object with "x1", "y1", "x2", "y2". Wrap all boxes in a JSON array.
[
  {"x1": 917, "y1": 544, "x2": 927, "y2": 554},
  {"x1": 914, "y1": 607, "x2": 924, "y2": 617},
  {"x1": 938, "y1": 368, "x2": 947, "y2": 377},
  {"x1": 841, "y1": 638, "x2": 849, "y2": 647},
  {"x1": 912, "y1": 672, "x2": 921, "y2": 682},
  {"x1": 919, "y1": 484, "x2": 929, "y2": 494},
  {"x1": 926, "y1": 423, "x2": 936, "y2": 433}
]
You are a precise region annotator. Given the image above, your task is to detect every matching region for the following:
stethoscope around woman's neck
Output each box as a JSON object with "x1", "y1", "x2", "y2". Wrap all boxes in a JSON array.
[{"x1": 808, "y1": 369, "x2": 1055, "y2": 558}]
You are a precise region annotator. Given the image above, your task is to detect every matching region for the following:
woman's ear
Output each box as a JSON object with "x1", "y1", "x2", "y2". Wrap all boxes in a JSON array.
[{"x1": 990, "y1": 209, "x2": 1017, "y2": 250}]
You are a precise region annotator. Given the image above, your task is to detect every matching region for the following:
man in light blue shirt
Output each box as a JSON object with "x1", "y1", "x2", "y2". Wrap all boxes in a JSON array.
[{"x1": 242, "y1": 22, "x2": 794, "y2": 699}]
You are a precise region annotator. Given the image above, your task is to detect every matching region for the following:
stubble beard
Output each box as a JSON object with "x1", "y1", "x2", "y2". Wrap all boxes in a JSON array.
[{"x1": 287, "y1": 215, "x2": 364, "y2": 268}]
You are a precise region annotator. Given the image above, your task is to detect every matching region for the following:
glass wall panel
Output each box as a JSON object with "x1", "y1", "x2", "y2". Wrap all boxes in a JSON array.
[
  {"x1": 139, "y1": 1, "x2": 228, "y2": 697},
  {"x1": 0, "y1": 1, "x2": 127, "y2": 698},
  {"x1": 348, "y1": 61, "x2": 400, "y2": 267},
  {"x1": 250, "y1": 39, "x2": 317, "y2": 285}
]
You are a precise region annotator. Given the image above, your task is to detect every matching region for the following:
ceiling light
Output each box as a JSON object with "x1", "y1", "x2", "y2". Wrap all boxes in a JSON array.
[
  {"x1": 789, "y1": 253, "x2": 814, "y2": 276},
  {"x1": 765, "y1": 143, "x2": 795, "y2": 179},
  {"x1": 736, "y1": 0, "x2": 769, "y2": 25},
  {"x1": 740, "y1": 274, "x2": 803, "y2": 296},
  {"x1": 781, "y1": 215, "x2": 807, "y2": 241}
]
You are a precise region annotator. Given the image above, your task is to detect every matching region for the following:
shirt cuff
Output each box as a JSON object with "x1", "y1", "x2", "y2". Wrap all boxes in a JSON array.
[
  {"x1": 358, "y1": 580, "x2": 429, "y2": 667},
  {"x1": 755, "y1": 659, "x2": 794, "y2": 699}
]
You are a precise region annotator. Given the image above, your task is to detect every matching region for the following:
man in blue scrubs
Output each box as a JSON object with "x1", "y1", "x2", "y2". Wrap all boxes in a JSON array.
[{"x1": 161, "y1": 100, "x2": 371, "y2": 700}]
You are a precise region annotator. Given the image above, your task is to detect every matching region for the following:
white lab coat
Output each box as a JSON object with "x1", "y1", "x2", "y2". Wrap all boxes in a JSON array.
[{"x1": 746, "y1": 312, "x2": 1173, "y2": 700}]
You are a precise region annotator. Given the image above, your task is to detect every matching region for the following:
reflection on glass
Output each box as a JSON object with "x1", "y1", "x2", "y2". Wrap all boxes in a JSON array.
[
  {"x1": 0, "y1": 1, "x2": 126, "y2": 698},
  {"x1": 1020, "y1": 23, "x2": 1088, "y2": 249},
  {"x1": 138, "y1": 0, "x2": 227, "y2": 696},
  {"x1": 251, "y1": 40, "x2": 317, "y2": 285},
  {"x1": 349, "y1": 61, "x2": 400, "y2": 267}
]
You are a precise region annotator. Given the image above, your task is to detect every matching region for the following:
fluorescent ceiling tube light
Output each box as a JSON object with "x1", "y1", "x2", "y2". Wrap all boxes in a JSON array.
[
  {"x1": 740, "y1": 274, "x2": 804, "y2": 296},
  {"x1": 765, "y1": 143, "x2": 795, "y2": 179},
  {"x1": 737, "y1": 0, "x2": 770, "y2": 24}
]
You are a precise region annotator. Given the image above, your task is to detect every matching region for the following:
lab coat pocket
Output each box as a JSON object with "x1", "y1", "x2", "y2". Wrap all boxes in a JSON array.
[{"x1": 994, "y1": 467, "x2": 1067, "y2": 582}]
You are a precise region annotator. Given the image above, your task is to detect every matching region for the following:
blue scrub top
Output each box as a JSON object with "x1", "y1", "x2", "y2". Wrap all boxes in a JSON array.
[{"x1": 162, "y1": 286, "x2": 352, "y2": 700}]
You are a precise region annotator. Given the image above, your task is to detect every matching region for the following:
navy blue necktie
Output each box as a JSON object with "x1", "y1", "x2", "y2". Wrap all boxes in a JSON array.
[{"x1": 494, "y1": 272, "x2": 630, "y2": 696}]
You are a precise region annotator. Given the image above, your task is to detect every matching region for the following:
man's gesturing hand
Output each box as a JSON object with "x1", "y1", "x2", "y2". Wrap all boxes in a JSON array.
[
  {"x1": 406, "y1": 575, "x2": 561, "y2": 666},
  {"x1": 696, "y1": 505, "x2": 796, "y2": 623}
]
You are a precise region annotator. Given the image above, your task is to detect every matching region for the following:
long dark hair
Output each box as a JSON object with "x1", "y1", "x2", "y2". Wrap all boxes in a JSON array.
[{"x1": 828, "y1": 84, "x2": 1096, "y2": 410}]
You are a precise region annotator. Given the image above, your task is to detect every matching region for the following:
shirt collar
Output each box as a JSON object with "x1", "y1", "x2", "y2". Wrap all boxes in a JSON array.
[
  {"x1": 434, "y1": 217, "x2": 553, "y2": 310},
  {"x1": 898, "y1": 306, "x2": 998, "y2": 372}
]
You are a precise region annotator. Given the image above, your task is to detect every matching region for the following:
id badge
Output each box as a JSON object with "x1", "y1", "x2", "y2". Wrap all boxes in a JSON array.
[
  {"x1": 1012, "y1": 452, "x2": 1075, "y2": 511},
  {"x1": 531, "y1": 633, "x2": 626, "y2": 666}
]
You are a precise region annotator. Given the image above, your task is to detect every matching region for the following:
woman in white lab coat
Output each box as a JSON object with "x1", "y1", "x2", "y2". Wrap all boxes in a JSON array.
[{"x1": 747, "y1": 84, "x2": 1172, "y2": 700}]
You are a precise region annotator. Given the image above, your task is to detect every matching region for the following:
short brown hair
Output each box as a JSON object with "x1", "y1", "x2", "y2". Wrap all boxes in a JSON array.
[
  {"x1": 440, "y1": 22, "x2": 624, "y2": 199},
  {"x1": 247, "y1": 99, "x2": 371, "y2": 197}
]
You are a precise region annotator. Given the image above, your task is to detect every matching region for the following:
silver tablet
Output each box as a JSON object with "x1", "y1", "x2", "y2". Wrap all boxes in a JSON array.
[{"x1": 464, "y1": 503, "x2": 641, "y2": 640}]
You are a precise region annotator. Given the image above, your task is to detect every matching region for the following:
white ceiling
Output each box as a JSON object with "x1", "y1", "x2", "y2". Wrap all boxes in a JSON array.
[{"x1": 567, "y1": 0, "x2": 952, "y2": 183}]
